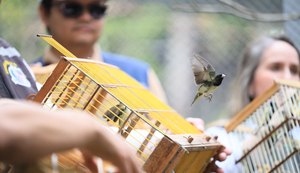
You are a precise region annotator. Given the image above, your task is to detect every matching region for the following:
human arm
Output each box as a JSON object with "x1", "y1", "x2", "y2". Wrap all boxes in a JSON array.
[{"x1": 0, "y1": 100, "x2": 142, "y2": 173}]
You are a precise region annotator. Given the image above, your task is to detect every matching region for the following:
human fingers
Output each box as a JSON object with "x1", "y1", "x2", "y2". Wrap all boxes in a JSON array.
[
  {"x1": 204, "y1": 160, "x2": 224, "y2": 173},
  {"x1": 81, "y1": 150, "x2": 98, "y2": 173},
  {"x1": 186, "y1": 117, "x2": 205, "y2": 131},
  {"x1": 115, "y1": 154, "x2": 143, "y2": 173},
  {"x1": 215, "y1": 146, "x2": 232, "y2": 162}
]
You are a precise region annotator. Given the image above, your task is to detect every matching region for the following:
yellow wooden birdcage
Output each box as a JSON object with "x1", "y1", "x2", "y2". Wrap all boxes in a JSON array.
[
  {"x1": 226, "y1": 80, "x2": 300, "y2": 173},
  {"x1": 31, "y1": 34, "x2": 222, "y2": 173}
]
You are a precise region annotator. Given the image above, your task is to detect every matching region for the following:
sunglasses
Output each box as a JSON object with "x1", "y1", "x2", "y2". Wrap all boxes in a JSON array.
[{"x1": 53, "y1": 1, "x2": 107, "y2": 19}]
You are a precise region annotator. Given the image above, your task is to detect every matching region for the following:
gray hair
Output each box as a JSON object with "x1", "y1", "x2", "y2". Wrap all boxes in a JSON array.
[{"x1": 228, "y1": 35, "x2": 300, "y2": 116}]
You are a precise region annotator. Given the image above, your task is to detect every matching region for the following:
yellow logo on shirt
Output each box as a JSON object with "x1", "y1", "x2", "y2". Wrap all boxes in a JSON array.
[
  {"x1": 3, "y1": 60, "x2": 15, "y2": 74},
  {"x1": 3, "y1": 60, "x2": 31, "y2": 87}
]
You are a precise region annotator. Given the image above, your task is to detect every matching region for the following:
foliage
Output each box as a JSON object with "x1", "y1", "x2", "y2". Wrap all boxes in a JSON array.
[
  {"x1": 0, "y1": 0, "x2": 44, "y2": 61},
  {"x1": 101, "y1": 2, "x2": 170, "y2": 74}
]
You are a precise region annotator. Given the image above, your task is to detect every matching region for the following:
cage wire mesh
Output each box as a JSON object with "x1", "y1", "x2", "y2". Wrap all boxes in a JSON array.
[{"x1": 1, "y1": 0, "x2": 300, "y2": 123}]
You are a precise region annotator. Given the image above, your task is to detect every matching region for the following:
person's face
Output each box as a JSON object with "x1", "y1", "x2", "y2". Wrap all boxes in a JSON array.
[
  {"x1": 40, "y1": 0, "x2": 106, "y2": 47},
  {"x1": 250, "y1": 40, "x2": 300, "y2": 98}
]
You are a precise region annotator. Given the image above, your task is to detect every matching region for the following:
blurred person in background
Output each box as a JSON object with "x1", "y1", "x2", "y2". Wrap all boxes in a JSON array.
[
  {"x1": 228, "y1": 35, "x2": 300, "y2": 116},
  {"x1": 206, "y1": 34, "x2": 300, "y2": 172},
  {"x1": 34, "y1": 0, "x2": 167, "y2": 102}
]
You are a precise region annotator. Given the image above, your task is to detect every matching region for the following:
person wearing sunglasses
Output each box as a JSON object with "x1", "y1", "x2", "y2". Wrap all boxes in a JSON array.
[{"x1": 33, "y1": 0, "x2": 168, "y2": 103}]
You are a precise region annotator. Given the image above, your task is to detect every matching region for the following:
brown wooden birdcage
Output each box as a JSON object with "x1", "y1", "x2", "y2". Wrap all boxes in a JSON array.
[
  {"x1": 226, "y1": 80, "x2": 300, "y2": 173},
  {"x1": 30, "y1": 35, "x2": 222, "y2": 173}
]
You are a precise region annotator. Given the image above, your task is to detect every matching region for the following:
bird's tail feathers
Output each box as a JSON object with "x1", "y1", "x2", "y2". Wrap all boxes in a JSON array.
[{"x1": 191, "y1": 94, "x2": 200, "y2": 105}]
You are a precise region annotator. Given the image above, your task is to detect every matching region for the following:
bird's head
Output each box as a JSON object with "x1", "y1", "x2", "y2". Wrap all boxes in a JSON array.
[{"x1": 214, "y1": 74, "x2": 226, "y2": 85}]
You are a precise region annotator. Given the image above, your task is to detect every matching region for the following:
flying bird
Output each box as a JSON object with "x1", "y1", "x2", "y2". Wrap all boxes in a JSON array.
[{"x1": 191, "y1": 54, "x2": 225, "y2": 105}]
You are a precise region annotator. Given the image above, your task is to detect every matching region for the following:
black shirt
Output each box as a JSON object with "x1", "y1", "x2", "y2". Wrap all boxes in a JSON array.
[{"x1": 0, "y1": 38, "x2": 37, "y2": 99}]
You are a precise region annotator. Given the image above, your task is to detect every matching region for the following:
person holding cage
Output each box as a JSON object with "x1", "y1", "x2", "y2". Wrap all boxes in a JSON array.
[{"x1": 206, "y1": 34, "x2": 300, "y2": 172}]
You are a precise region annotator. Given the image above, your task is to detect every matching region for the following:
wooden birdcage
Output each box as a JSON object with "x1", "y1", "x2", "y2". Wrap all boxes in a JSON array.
[
  {"x1": 31, "y1": 35, "x2": 222, "y2": 173},
  {"x1": 226, "y1": 80, "x2": 300, "y2": 173}
]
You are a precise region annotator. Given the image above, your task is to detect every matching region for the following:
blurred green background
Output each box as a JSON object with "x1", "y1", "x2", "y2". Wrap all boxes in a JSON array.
[{"x1": 1, "y1": 0, "x2": 299, "y2": 124}]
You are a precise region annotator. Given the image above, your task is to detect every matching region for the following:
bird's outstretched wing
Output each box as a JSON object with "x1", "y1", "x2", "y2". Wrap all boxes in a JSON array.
[{"x1": 191, "y1": 54, "x2": 216, "y2": 85}]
